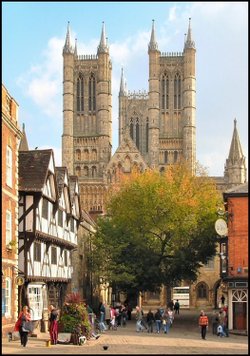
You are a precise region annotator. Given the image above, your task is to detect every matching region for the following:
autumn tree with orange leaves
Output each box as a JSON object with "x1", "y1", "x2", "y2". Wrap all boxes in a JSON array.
[{"x1": 92, "y1": 163, "x2": 222, "y2": 294}]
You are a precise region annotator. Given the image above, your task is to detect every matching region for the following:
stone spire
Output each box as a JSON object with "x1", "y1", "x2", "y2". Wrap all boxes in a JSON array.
[
  {"x1": 119, "y1": 67, "x2": 127, "y2": 96},
  {"x1": 184, "y1": 18, "x2": 195, "y2": 50},
  {"x1": 74, "y1": 38, "x2": 77, "y2": 56},
  {"x1": 224, "y1": 118, "x2": 247, "y2": 186},
  {"x1": 98, "y1": 21, "x2": 108, "y2": 53},
  {"x1": 227, "y1": 119, "x2": 245, "y2": 163},
  {"x1": 148, "y1": 19, "x2": 158, "y2": 51},
  {"x1": 63, "y1": 21, "x2": 73, "y2": 54},
  {"x1": 19, "y1": 123, "x2": 29, "y2": 151}
]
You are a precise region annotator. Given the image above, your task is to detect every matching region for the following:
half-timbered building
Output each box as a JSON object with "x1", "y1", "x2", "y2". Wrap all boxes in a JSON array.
[{"x1": 18, "y1": 149, "x2": 81, "y2": 331}]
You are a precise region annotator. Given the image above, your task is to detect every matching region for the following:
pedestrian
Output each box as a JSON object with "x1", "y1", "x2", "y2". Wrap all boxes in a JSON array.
[
  {"x1": 110, "y1": 305, "x2": 117, "y2": 330},
  {"x1": 98, "y1": 302, "x2": 107, "y2": 332},
  {"x1": 154, "y1": 308, "x2": 162, "y2": 334},
  {"x1": 14, "y1": 305, "x2": 32, "y2": 347},
  {"x1": 217, "y1": 324, "x2": 226, "y2": 337},
  {"x1": 162, "y1": 308, "x2": 171, "y2": 334},
  {"x1": 167, "y1": 300, "x2": 174, "y2": 311},
  {"x1": 174, "y1": 300, "x2": 180, "y2": 314},
  {"x1": 104, "y1": 302, "x2": 111, "y2": 328},
  {"x1": 168, "y1": 307, "x2": 174, "y2": 327},
  {"x1": 146, "y1": 309, "x2": 155, "y2": 333},
  {"x1": 121, "y1": 305, "x2": 127, "y2": 327},
  {"x1": 135, "y1": 306, "x2": 144, "y2": 332},
  {"x1": 48, "y1": 305, "x2": 59, "y2": 345},
  {"x1": 212, "y1": 311, "x2": 219, "y2": 335},
  {"x1": 199, "y1": 310, "x2": 209, "y2": 340}
]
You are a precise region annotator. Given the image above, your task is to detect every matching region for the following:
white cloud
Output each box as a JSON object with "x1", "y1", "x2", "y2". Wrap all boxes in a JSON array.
[{"x1": 168, "y1": 5, "x2": 177, "y2": 21}]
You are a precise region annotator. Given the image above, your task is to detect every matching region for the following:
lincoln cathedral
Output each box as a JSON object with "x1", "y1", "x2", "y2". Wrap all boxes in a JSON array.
[{"x1": 62, "y1": 19, "x2": 247, "y2": 307}]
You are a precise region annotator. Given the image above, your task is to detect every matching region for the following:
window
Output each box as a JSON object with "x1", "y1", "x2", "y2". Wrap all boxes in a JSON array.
[
  {"x1": 70, "y1": 218, "x2": 74, "y2": 232},
  {"x1": 58, "y1": 209, "x2": 63, "y2": 227},
  {"x1": 64, "y1": 250, "x2": 68, "y2": 266},
  {"x1": 42, "y1": 198, "x2": 49, "y2": 219},
  {"x1": 197, "y1": 283, "x2": 208, "y2": 299},
  {"x1": 136, "y1": 118, "x2": 140, "y2": 149},
  {"x1": 174, "y1": 150, "x2": 178, "y2": 163},
  {"x1": 174, "y1": 73, "x2": 181, "y2": 109},
  {"x1": 92, "y1": 166, "x2": 97, "y2": 177},
  {"x1": 77, "y1": 75, "x2": 84, "y2": 112},
  {"x1": 204, "y1": 257, "x2": 214, "y2": 269},
  {"x1": 145, "y1": 119, "x2": 149, "y2": 153},
  {"x1": 51, "y1": 246, "x2": 57, "y2": 265},
  {"x1": 75, "y1": 166, "x2": 81, "y2": 177},
  {"x1": 6, "y1": 210, "x2": 12, "y2": 245},
  {"x1": 34, "y1": 242, "x2": 41, "y2": 262},
  {"x1": 130, "y1": 119, "x2": 134, "y2": 140},
  {"x1": 164, "y1": 151, "x2": 168, "y2": 164},
  {"x1": 5, "y1": 278, "x2": 11, "y2": 317},
  {"x1": 27, "y1": 285, "x2": 43, "y2": 320},
  {"x1": 76, "y1": 149, "x2": 81, "y2": 161},
  {"x1": 88, "y1": 74, "x2": 96, "y2": 111},
  {"x1": 161, "y1": 74, "x2": 169, "y2": 110},
  {"x1": 6, "y1": 146, "x2": 12, "y2": 187}
]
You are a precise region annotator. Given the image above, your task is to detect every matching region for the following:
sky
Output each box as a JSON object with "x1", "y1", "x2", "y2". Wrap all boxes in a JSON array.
[{"x1": 2, "y1": 1, "x2": 248, "y2": 176}]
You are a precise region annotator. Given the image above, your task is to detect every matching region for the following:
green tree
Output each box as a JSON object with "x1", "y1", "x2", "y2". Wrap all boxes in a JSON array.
[{"x1": 92, "y1": 163, "x2": 222, "y2": 294}]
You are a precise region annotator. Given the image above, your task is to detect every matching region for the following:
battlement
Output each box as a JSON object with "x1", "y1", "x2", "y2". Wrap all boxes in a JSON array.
[
  {"x1": 77, "y1": 54, "x2": 97, "y2": 60},
  {"x1": 127, "y1": 90, "x2": 148, "y2": 99},
  {"x1": 161, "y1": 52, "x2": 183, "y2": 57}
]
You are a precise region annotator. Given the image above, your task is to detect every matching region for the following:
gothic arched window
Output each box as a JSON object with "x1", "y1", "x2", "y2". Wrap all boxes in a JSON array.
[
  {"x1": 161, "y1": 73, "x2": 169, "y2": 110},
  {"x1": 164, "y1": 151, "x2": 168, "y2": 164},
  {"x1": 83, "y1": 166, "x2": 89, "y2": 177},
  {"x1": 146, "y1": 118, "x2": 149, "y2": 153},
  {"x1": 75, "y1": 166, "x2": 81, "y2": 177},
  {"x1": 197, "y1": 282, "x2": 208, "y2": 299},
  {"x1": 174, "y1": 150, "x2": 178, "y2": 163},
  {"x1": 174, "y1": 73, "x2": 181, "y2": 109},
  {"x1": 136, "y1": 118, "x2": 140, "y2": 149},
  {"x1": 130, "y1": 118, "x2": 134, "y2": 140},
  {"x1": 76, "y1": 149, "x2": 81, "y2": 161},
  {"x1": 88, "y1": 73, "x2": 96, "y2": 111},
  {"x1": 77, "y1": 74, "x2": 84, "y2": 112},
  {"x1": 92, "y1": 166, "x2": 97, "y2": 177}
]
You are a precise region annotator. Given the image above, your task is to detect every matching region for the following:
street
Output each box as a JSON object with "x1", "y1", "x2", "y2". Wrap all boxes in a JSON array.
[{"x1": 2, "y1": 309, "x2": 248, "y2": 354}]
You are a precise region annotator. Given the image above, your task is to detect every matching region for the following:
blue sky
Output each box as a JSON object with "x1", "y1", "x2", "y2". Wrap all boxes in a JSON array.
[{"x1": 2, "y1": 1, "x2": 248, "y2": 176}]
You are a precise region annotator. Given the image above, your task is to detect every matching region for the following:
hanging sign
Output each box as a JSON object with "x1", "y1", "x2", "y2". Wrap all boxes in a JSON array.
[
  {"x1": 15, "y1": 276, "x2": 25, "y2": 286},
  {"x1": 215, "y1": 218, "x2": 228, "y2": 237}
]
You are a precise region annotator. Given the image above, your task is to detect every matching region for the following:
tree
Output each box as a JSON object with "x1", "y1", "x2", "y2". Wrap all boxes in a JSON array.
[{"x1": 92, "y1": 163, "x2": 222, "y2": 294}]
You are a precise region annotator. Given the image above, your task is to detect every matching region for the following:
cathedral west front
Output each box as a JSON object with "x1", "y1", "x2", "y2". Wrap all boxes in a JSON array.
[{"x1": 62, "y1": 19, "x2": 246, "y2": 308}]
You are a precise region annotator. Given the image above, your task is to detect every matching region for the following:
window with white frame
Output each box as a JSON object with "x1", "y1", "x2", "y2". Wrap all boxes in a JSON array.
[
  {"x1": 5, "y1": 277, "x2": 12, "y2": 317},
  {"x1": 27, "y1": 285, "x2": 43, "y2": 320},
  {"x1": 6, "y1": 210, "x2": 12, "y2": 245},
  {"x1": 6, "y1": 146, "x2": 13, "y2": 187}
]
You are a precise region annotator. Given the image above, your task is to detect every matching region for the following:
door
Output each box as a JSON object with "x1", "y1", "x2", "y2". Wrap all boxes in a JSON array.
[{"x1": 233, "y1": 302, "x2": 247, "y2": 330}]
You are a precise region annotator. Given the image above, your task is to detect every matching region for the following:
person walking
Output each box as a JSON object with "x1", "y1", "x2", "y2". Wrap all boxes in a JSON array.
[
  {"x1": 168, "y1": 307, "x2": 174, "y2": 327},
  {"x1": 98, "y1": 302, "x2": 107, "y2": 332},
  {"x1": 135, "y1": 306, "x2": 144, "y2": 332},
  {"x1": 14, "y1": 305, "x2": 32, "y2": 347},
  {"x1": 162, "y1": 308, "x2": 171, "y2": 334},
  {"x1": 174, "y1": 300, "x2": 180, "y2": 314},
  {"x1": 104, "y1": 302, "x2": 111, "y2": 328},
  {"x1": 154, "y1": 309, "x2": 162, "y2": 334},
  {"x1": 199, "y1": 310, "x2": 209, "y2": 340},
  {"x1": 48, "y1": 305, "x2": 59, "y2": 345},
  {"x1": 146, "y1": 309, "x2": 155, "y2": 333}
]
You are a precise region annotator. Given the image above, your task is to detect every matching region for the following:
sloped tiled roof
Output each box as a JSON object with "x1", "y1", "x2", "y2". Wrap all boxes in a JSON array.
[{"x1": 19, "y1": 149, "x2": 53, "y2": 192}]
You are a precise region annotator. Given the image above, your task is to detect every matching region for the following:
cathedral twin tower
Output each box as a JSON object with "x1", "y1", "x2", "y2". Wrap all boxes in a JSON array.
[{"x1": 62, "y1": 20, "x2": 197, "y2": 214}]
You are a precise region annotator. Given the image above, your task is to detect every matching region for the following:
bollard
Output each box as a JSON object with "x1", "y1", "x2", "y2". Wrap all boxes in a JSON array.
[{"x1": 46, "y1": 339, "x2": 51, "y2": 347}]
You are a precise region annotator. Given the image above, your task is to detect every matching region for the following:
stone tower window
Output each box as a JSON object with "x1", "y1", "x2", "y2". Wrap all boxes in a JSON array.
[
  {"x1": 174, "y1": 150, "x2": 178, "y2": 163},
  {"x1": 174, "y1": 73, "x2": 181, "y2": 109},
  {"x1": 146, "y1": 118, "x2": 149, "y2": 153},
  {"x1": 76, "y1": 149, "x2": 81, "y2": 161},
  {"x1": 84, "y1": 149, "x2": 89, "y2": 161},
  {"x1": 130, "y1": 118, "x2": 134, "y2": 140},
  {"x1": 77, "y1": 74, "x2": 84, "y2": 112},
  {"x1": 88, "y1": 73, "x2": 96, "y2": 111},
  {"x1": 92, "y1": 166, "x2": 97, "y2": 177},
  {"x1": 75, "y1": 166, "x2": 81, "y2": 176},
  {"x1": 83, "y1": 166, "x2": 89, "y2": 177},
  {"x1": 92, "y1": 149, "x2": 97, "y2": 161},
  {"x1": 164, "y1": 151, "x2": 168, "y2": 164},
  {"x1": 161, "y1": 74, "x2": 169, "y2": 110},
  {"x1": 136, "y1": 118, "x2": 140, "y2": 149}
]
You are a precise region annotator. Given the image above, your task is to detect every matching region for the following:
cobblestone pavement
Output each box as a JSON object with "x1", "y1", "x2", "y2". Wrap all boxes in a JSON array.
[{"x1": 2, "y1": 309, "x2": 248, "y2": 354}]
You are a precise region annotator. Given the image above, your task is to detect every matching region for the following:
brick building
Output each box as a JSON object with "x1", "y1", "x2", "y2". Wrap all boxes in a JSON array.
[
  {"x1": 222, "y1": 183, "x2": 248, "y2": 334},
  {"x1": 2, "y1": 84, "x2": 22, "y2": 336}
]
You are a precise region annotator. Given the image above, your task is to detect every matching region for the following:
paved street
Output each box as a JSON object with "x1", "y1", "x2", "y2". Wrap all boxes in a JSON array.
[{"x1": 2, "y1": 309, "x2": 248, "y2": 354}]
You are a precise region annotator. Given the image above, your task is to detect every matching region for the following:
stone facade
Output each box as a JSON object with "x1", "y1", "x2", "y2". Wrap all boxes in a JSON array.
[
  {"x1": 62, "y1": 20, "x2": 247, "y2": 309},
  {"x1": 2, "y1": 84, "x2": 22, "y2": 336}
]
